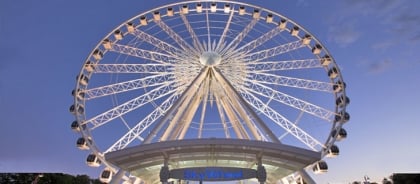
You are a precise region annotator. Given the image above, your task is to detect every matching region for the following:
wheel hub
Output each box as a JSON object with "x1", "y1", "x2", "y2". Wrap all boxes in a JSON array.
[{"x1": 199, "y1": 51, "x2": 222, "y2": 66}]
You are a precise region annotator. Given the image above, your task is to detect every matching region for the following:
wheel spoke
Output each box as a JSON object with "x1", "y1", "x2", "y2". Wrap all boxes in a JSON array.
[
  {"x1": 239, "y1": 90, "x2": 324, "y2": 151},
  {"x1": 93, "y1": 63, "x2": 174, "y2": 73},
  {"x1": 247, "y1": 73, "x2": 333, "y2": 92},
  {"x1": 105, "y1": 91, "x2": 183, "y2": 152},
  {"x1": 245, "y1": 59, "x2": 323, "y2": 71},
  {"x1": 205, "y1": 5, "x2": 211, "y2": 47},
  {"x1": 83, "y1": 82, "x2": 176, "y2": 129},
  {"x1": 244, "y1": 81, "x2": 336, "y2": 121},
  {"x1": 84, "y1": 74, "x2": 173, "y2": 100},
  {"x1": 215, "y1": 5, "x2": 235, "y2": 53},
  {"x1": 130, "y1": 28, "x2": 187, "y2": 59},
  {"x1": 154, "y1": 19, "x2": 198, "y2": 57},
  {"x1": 221, "y1": 18, "x2": 259, "y2": 56},
  {"x1": 179, "y1": 9, "x2": 204, "y2": 53},
  {"x1": 110, "y1": 43, "x2": 176, "y2": 64},
  {"x1": 231, "y1": 26, "x2": 284, "y2": 57},
  {"x1": 242, "y1": 40, "x2": 305, "y2": 62}
]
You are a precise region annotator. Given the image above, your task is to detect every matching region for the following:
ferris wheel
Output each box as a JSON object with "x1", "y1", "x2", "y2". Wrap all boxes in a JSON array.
[{"x1": 70, "y1": 1, "x2": 350, "y2": 183}]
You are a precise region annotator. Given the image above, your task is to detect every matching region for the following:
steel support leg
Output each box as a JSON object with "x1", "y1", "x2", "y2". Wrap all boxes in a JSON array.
[
  {"x1": 298, "y1": 169, "x2": 316, "y2": 184},
  {"x1": 160, "y1": 158, "x2": 170, "y2": 184},
  {"x1": 110, "y1": 169, "x2": 126, "y2": 184},
  {"x1": 256, "y1": 156, "x2": 266, "y2": 184}
]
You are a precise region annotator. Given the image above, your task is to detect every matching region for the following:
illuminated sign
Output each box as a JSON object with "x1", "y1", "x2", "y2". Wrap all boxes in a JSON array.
[{"x1": 170, "y1": 167, "x2": 256, "y2": 181}]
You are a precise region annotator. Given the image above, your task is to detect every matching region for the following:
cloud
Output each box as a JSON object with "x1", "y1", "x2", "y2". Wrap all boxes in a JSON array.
[
  {"x1": 390, "y1": 12, "x2": 420, "y2": 43},
  {"x1": 343, "y1": 0, "x2": 397, "y2": 13},
  {"x1": 296, "y1": 0, "x2": 309, "y2": 7},
  {"x1": 411, "y1": 33, "x2": 420, "y2": 42},
  {"x1": 327, "y1": 1, "x2": 420, "y2": 47},
  {"x1": 371, "y1": 40, "x2": 394, "y2": 51},
  {"x1": 328, "y1": 23, "x2": 361, "y2": 47},
  {"x1": 394, "y1": 12, "x2": 420, "y2": 23},
  {"x1": 341, "y1": 0, "x2": 401, "y2": 18},
  {"x1": 350, "y1": 0, "x2": 420, "y2": 43},
  {"x1": 368, "y1": 60, "x2": 392, "y2": 74}
]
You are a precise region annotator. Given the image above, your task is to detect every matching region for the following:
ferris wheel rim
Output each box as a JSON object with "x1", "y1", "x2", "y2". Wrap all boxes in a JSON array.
[{"x1": 71, "y1": 1, "x2": 349, "y2": 182}]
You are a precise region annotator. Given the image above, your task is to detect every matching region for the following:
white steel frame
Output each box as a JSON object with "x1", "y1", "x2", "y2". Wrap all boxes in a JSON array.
[{"x1": 71, "y1": 1, "x2": 349, "y2": 183}]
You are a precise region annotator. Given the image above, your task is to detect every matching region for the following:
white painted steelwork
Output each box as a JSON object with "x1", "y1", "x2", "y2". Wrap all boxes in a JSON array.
[{"x1": 70, "y1": 1, "x2": 350, "y2": 183}]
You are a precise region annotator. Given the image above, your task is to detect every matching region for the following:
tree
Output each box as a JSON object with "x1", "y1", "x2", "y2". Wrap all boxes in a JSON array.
[
  {"x1": 391, "y1": 173, "x2": 420, "y2": 184},
  {"x1": 74, "y1": 175, "x2": 91, "y2": 184},
  {"x1": 382, "y1": 177, "x2": 392, "y2": 184},
  {"x1": 0, "y1": 173, "x2": 102, "y2": 184}
]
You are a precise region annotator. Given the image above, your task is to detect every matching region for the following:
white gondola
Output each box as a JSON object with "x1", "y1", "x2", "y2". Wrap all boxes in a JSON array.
[
  {"x1": 312, "y1": 44, "x2": 322, "y2": 55},
  {"x1": 336, "y1": 95, "x2": 350, "y2": 107},
  {"x1": 302, "y1": 34, "x2": 311, "y2": 45},
  {"x1": 266, "y1": 13, "x2": 273, "y2": 23},
  {"x1": 84, "y1": 61, "x2": 95, "y2": 73},
  {"x1": 71, "y1": 120, "x2": 86, "y2": 132},
  {"x1": 113, "y1": 29, "x2": 123, "y2": 40},
  {"x1": 69, "y1": 104, "x2": 84, "y2": 114},
  {"x1": 313, "y1": 161, "x2": 328, "y2": 174},
  {"x1": 336, "y1": 128, "x2": 348, "y2": 141},
  {"x1": 196, "y1": 3, "x2": 202, "y2": 13},
  {"x1": 326, "y1": 145, "x2": 339, "y2": 158},
  {"x1": 333, "y1": 80, "x2": 346, "y2": 93},
  {"x1": 76, "y1": 137, "x2": 90, "y2": 150},
  {"x1": 86, "y1": 154, "x2": 101, "y2": 167},
  {"x1": 100, "y1": 168, "x2": 113, "y2": 183},
  {"x1": 72, "y1": 88, "x2": 85, "y2": 101},
  {"x1": 126, "y1": 22, "x2": 135, "y2": 33},
  {"x1": 71, "y1": 120, "x2": 80, "y2": 132},
  {"x1": 224, "y1": 4, "x2": 230, "y2": 13},
  {"x1": 153, "y1": 11, "x2": 161, "y2": 21},
  {"x1": 239, "y1": 6, "x2": 245, "y2": 15},
  {"x1": 210, "y1": 3, "x2": 217, "y2": 13},
  {"x1": 331, "y1": 128, "x2": 347, "y2": 141},
  {"x1": 92, "y1": 49, "x2": 103, "y2": 60},
  {"x1": 140, "y1": 16, "x2": 148, "y2": 25},
  {"x1": 71, "y1": 89, "x2": 78, "y2": 97},
  {"x1": 253, "y1": 9, "x2": 260, "y2": 19},
  {"x1": 102, "y1": 39, "x2": 112, "y2": 50},
  {"x1": 290, "y1": 26, "x2": 299, "y2": 36},
  {"x1": 321, "y1": 55, "x2": 331, "y2": 66},
  {"x1": 335, "y1": 110, "x2": 350, "y2": 123},
  {"x1": 167, "y1": 7, "x2": 174, "y2": 16},
  {"x1": 77, "y1": 74, "x2": 89, "y2": 86},
  {"x1": 69, "y1": 104, "x2": 76, "y2": 114},
  {"x1": 328, "y1": 67, "x2": 338, "y2": 79},
  {"x1": 181, "y1": 5, "x2": 188, "y2": 14},
  {"x1": 278, "y1": 19, "x2": 287, "y2": 30}
]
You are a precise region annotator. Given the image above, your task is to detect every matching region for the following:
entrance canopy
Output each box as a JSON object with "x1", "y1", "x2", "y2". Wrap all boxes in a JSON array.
[{"x1": 106, "y1": 139, "x2": 320, "y2": 183}]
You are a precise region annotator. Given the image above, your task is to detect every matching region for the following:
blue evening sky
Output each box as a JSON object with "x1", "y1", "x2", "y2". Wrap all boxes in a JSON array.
[{"x1": 1, "y1": 0, "x2": 419, "y2": 183}]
